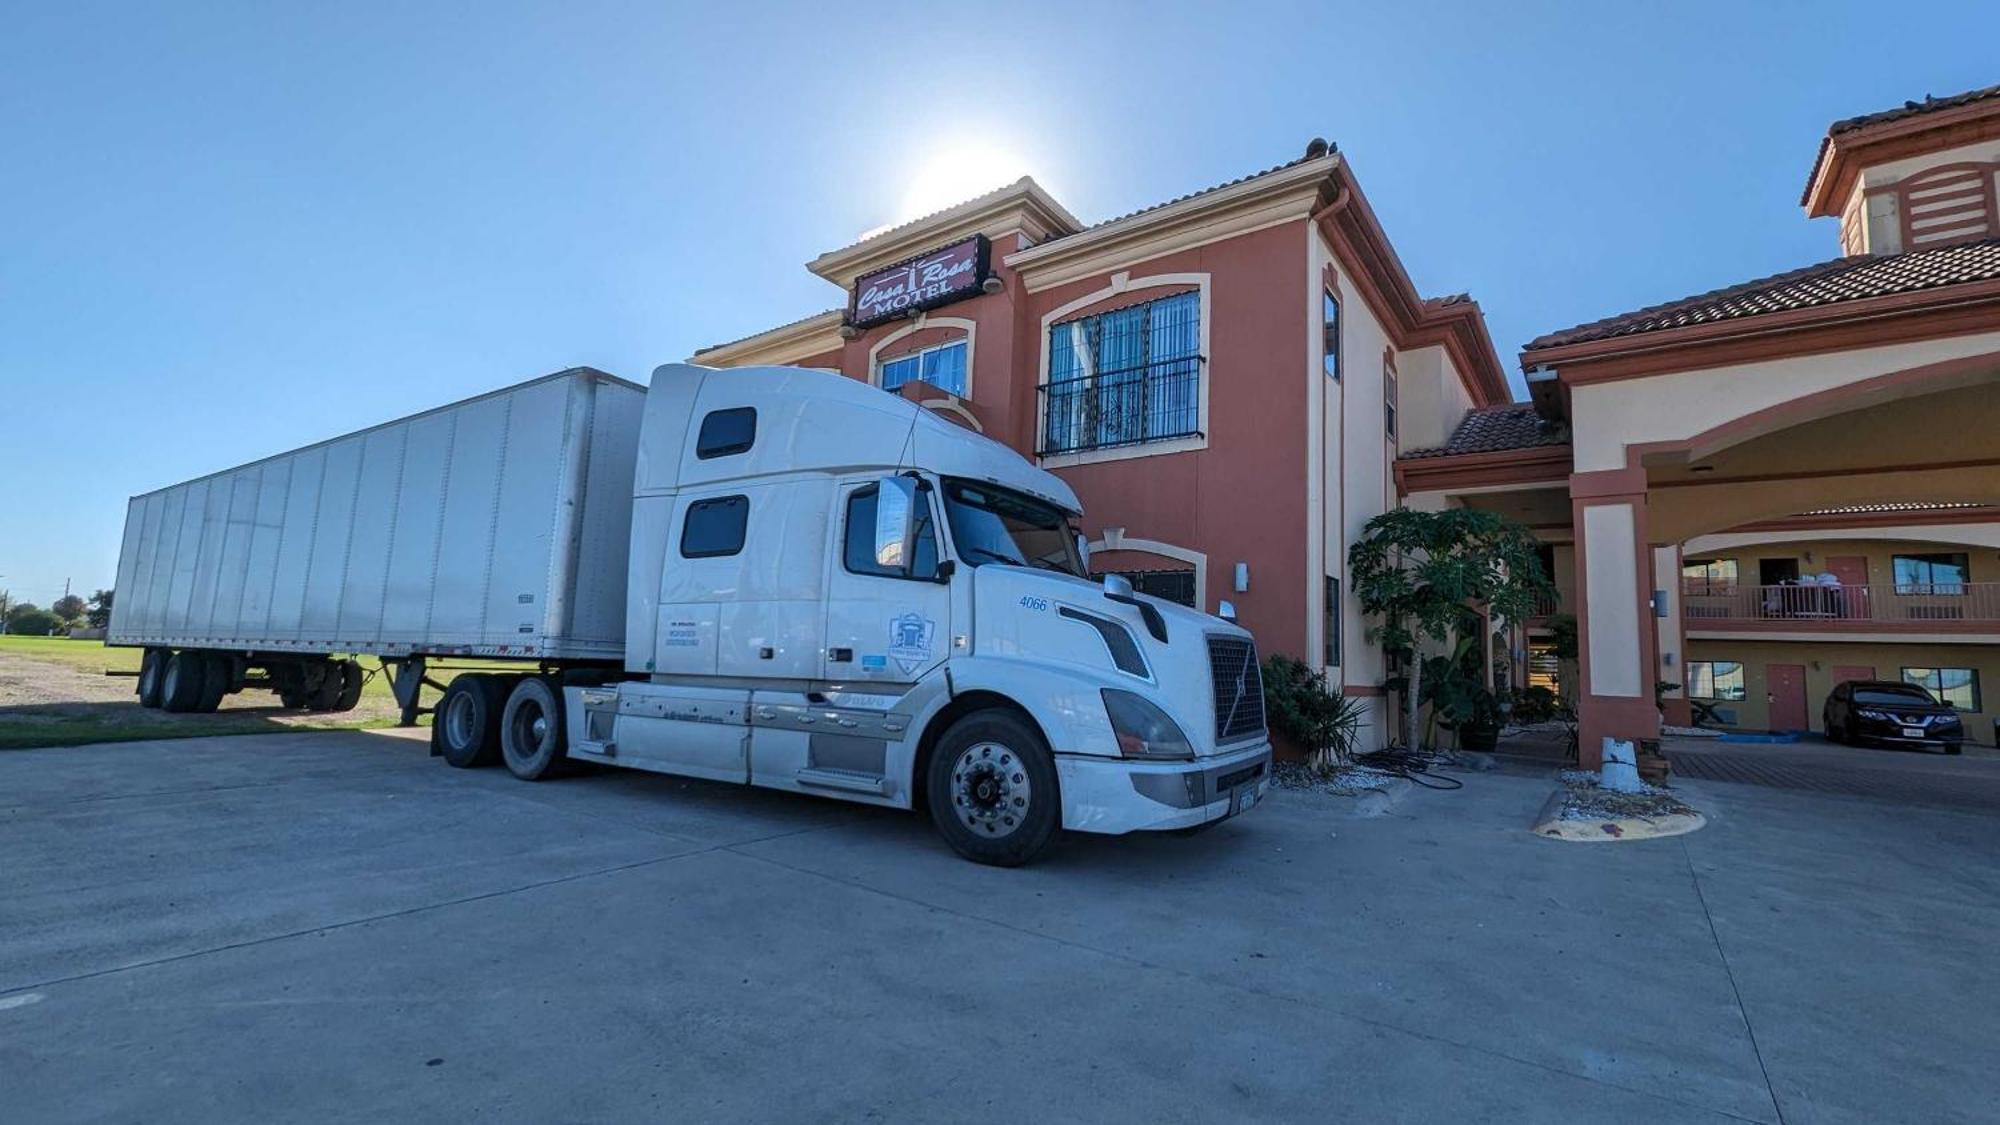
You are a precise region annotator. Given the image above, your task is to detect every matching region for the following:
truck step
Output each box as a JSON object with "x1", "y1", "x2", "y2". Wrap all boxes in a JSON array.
[{"x1": 794, "y1": 768, "x2": 892, "y2": 797}]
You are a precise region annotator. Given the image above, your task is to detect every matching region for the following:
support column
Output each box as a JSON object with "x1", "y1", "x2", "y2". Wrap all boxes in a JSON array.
[
  {"x1": 1570, "y1": 471, "x2": 1661, "y2": 768},
  {"x1": 1653, "y1": 544, "x2": 1691, "y2": 727}
]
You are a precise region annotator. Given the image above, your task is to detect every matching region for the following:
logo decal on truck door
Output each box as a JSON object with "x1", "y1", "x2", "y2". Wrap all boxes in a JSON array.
[{"x1": 888, "y1": 612, "x2": 935, "y2": 674}]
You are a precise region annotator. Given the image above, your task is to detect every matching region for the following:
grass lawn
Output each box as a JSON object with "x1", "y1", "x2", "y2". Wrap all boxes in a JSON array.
[{"x1": 0, "y1": 637, "x2": 522, "y2": 750}]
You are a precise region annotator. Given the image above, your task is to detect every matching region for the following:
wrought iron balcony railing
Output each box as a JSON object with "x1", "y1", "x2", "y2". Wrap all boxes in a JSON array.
[{"x1": 1038, "y1": 355, "x2": 1202, "y2": 456}]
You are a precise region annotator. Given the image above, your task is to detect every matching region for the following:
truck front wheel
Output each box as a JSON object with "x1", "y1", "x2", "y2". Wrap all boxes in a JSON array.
[
  {"x1": 500, "y1": 676, "x2": 567, "y2": 780},
  {"x1": 435, "y1": 673, "x2": 505, "y2": 768},
  {"x1": 925, "y1": 709, "x2": 1060, "y2": 867}
]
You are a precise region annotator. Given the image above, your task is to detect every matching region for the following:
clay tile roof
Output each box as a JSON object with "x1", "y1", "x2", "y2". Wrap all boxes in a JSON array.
[
  {"x1": 1399, "y1": 403, "x2": 1569, "y2": 460},
  {"x1": 1521, "y1": 237, "x2": 2000, "y2": 354},
  {"x1": 1826, "y1": 83, "x2": 2000, "y2": 136},
  {"x1": 1052, "y1": 149, "x2": 1330, "y2": 239},
  {"x1": 695, "y1": 308, "x2": 842, "y2": 356}
]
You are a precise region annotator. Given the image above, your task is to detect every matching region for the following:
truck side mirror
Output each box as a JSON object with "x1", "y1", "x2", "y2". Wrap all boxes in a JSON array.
[{"x1": 873, "y1": 475, "x2": 921, "y2": 573}]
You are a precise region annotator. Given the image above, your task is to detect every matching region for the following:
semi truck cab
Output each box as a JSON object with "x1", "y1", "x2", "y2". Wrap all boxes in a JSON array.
[{"x1": 531, "y1": 363, "x2": 1270, "y2": 865}]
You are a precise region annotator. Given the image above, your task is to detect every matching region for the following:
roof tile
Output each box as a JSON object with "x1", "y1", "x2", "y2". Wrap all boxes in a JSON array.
[
  {"x1": 1523, "y1": 237, "x2": 2000, "y2": 353},
  {"x1": 1400, "y1": 403, "x2": 1568, "y2": 459}
]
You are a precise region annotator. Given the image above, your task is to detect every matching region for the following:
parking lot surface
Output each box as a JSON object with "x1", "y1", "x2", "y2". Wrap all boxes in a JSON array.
[{"x1": 3, "y1": 731, "x2": 1996, "y2": 1122}]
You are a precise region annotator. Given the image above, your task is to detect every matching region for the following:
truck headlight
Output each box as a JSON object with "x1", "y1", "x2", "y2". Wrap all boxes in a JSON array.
[{"x1": 1101, "y1": 689, "x2": 1194, "y2": 761}]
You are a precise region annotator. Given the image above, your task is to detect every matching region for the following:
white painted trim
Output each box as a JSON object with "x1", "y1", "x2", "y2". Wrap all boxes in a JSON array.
[
  {"x1": 1684, "y1": 629, "x2": 2000, "y2": 645},
  {"x1": 868, "y1": 314, "x2": 977, "y2": 399},
  {"x1": 917, "y1": 397, "x2": 983, "y2": 433},
  {"x1": 1685, "y1": 524, "x2": 2000, "y2": 554},
  {"x1": 1088, "y1": 528, "x2": 1209, "y2": 610},
  {"x1": 1035, "y1": 272, "x2": 1211, "y2": 469}
]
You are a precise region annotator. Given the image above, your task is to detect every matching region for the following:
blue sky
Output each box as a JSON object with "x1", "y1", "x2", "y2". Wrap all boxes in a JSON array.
[{"x1": 2, "y1": 1, "x2": 1995, "y2": 605}]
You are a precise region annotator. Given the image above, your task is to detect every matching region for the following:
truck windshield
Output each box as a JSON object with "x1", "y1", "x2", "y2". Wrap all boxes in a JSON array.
[{"x1": 941, "y1": 479, "x2": 1085, "y2": 576}]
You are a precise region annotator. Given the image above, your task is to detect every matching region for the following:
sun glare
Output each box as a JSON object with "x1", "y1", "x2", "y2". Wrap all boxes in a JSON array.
[{"x1": 895, "y1": 142, "x2": 1033, "y2": 223}]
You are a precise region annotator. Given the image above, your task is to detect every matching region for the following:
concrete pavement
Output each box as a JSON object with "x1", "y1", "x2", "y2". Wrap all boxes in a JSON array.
[{"x1": 2, "y1": 730, "x2": 1995, "y2": 1122}]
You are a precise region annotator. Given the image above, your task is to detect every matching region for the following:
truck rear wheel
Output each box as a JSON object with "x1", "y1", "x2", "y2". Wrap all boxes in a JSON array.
[
  {"x1": 305, "y1": 660, "x2": 360, "y2": 711},
  {"x1": 435, "y1": 674, "x2": 505, "y2": 768},
  {"x1": 924, "y1": 709, "x2": 1060, "y2": 867},
  {"x1": 137, "y1": 649, "x2": 166, "y2": 709},
  {"x1": 500, "y1": 676, "x2": 567, "y2": 780},
  {"x1": 160, "y1": 651, "x2": 207, "y2": 713},
  {"x1": 331, "y1": 660, "x2": 365, "y2": 711}
]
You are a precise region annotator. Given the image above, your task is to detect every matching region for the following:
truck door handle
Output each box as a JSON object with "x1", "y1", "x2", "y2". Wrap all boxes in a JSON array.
[{"x1": 828, "y1": 648, "x2": 853, "y2": 663}]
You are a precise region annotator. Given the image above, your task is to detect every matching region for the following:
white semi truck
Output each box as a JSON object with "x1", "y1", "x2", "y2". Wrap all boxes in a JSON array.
[{"x1": 109, "y1": 363, "x2": 1271, "y2": 864}]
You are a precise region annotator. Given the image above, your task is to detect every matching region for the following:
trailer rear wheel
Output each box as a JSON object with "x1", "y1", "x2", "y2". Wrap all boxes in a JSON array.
[
  {"x1": 330, "y1": 660, "x2": 365, "y2": 712},
  {"x1": 924, "y1": 708, "x2": 1060, "y2": 867},
  {"x1": 160, "y1": 651, "x2": 207, "y2": 713},
  {"x1": 195, "y1": 654, "x2": 230, "y2": 712},
  {"x1": 435, "y1": 674, "x2": 505, "y2": 768},
  {"x1": 500, "y1": 676, "x2": 568, "y2": 780},
  {"x1": 137, "y1": 649, "x2": 166, "y2": 709}
]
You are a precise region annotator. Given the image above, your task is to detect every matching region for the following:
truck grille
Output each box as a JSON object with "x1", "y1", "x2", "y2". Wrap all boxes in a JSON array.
[{"x1": 1207, "y1": 636, "x2": 1265, "y2": 743}]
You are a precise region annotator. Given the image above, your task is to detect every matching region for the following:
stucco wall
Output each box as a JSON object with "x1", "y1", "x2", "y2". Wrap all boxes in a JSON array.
[{"x1": 1566, "y1": 330, "x2": 2000, "y2": 473}]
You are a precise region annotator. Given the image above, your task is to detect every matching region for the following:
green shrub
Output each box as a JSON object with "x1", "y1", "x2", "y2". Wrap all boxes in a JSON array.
[{"x1": 1261, "y1": 655, "x2": 1367, "y2": 772}]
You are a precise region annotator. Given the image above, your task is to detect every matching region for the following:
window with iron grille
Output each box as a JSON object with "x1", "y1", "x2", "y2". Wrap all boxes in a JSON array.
[
  {"x1": 879, "y1": 339, "x2": 967, "y2": 397},
  {"x1": 1102, "y1": 568, "x2": 1196, "y2": 608},
  {"x1": 1042, "y1": 291, "x2": 1201, "y2": 455}
]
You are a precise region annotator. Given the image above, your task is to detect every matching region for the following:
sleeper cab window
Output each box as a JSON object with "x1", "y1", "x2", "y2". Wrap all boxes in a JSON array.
[
  {"x1": 696, "y1": 407, "x2": 756, "y2": 459},
  {"x1": 681, "y1": 495, "x2": 748, "y2": 558},
  {"x1": 844, "y1": 484, "x2": 938, "y2": 579}
]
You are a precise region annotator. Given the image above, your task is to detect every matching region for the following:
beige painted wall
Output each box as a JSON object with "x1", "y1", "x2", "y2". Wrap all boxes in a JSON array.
[
  {"x1": 1566, "y1": 331, "x2": 2000, "y2": 472},
  {"x1": 1685, "y1": 638, "x2": 1998, "y2": 745},
  {"x1": 1680, "y1": 536, "x2": 2000, "y2": 588}
]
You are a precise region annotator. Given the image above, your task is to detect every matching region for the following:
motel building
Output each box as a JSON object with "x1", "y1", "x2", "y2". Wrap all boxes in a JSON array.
[
  {"x1": 697, "y1": 82, "x2": 2000, "y2": 763},
  {"x1": 1402, "y1": 83, "x2": 2000, "y2": 762}
]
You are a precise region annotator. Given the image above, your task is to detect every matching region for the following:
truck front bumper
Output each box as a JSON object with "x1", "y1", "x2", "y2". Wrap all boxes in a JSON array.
[{"x1": 1055, "y1": 740, "x2": 1273, "y2": 835}]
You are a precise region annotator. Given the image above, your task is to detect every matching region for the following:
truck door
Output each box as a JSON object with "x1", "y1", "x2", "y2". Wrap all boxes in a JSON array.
[{"x1": 822, "y1": 475, "x2": 951, "y2": 685}]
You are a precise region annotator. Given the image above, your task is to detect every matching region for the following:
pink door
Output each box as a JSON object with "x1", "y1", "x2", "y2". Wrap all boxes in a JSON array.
[
  {"x1": 1768, "y1": 664, "x2": 1808, "y2": 732},
  {"x1": 1826, "y1": 555, "x2": 1870, "y2": 618}
]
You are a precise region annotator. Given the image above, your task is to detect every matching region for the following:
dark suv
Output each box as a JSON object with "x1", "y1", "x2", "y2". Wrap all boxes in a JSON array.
[{"x1": 1823, "y1": 681, "x2": 1965, "y2": 754}]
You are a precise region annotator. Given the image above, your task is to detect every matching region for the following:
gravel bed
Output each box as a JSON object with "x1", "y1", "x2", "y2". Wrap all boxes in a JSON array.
[
  {"x1": 1555, "y1": 769, "x2": 1697, "y2": 821},
  {"x1": 1271, "y1": 760, "x2": 1403, "y2": 795}
]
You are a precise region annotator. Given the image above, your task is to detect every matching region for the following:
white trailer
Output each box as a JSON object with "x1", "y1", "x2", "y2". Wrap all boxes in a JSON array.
[
  {"x1": 109, "y1": 368, "x2": 642, "y2": 714},
  {"x1": 110, "y1": 362, "x2": 1271, "y2": 865}
]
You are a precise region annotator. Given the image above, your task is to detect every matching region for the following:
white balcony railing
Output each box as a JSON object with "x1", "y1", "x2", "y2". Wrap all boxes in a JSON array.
[{"x1": 1681, "y1": 581, "x2": 2000, "y2": 628}]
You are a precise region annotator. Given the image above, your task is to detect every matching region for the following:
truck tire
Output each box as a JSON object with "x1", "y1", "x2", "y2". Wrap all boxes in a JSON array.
[
  {"x1": 195, "y1": 654, "x2": 230, "y2": 712},
  {"x1": 924, "y1": 708, "x2": 1061, "y2": 867},
  {"x1": 160, "y1": 651, "x2": 207, "y2": 713},
  {"x1": 500, "y1": 676, "x2": 568, "y2": 780},
  {"x1": 330, "y1": 660, "x2": 365, "y2": 712},
  {"x1": 304, "y1": 661, "x2": 347, "y2": 711},
  {"x1": 435, "y1": 674, "x2": 505, "y2": 768},
  {"x1": 137, "y1": 649, "x2": 166, "y2": 709}
]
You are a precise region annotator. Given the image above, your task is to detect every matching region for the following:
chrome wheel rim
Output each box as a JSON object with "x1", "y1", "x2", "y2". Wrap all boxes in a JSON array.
[
  {"x1": 951, "y1": 741, "x2": 1031, "y2": 837},
  {"x1": 509, "y1": 698, "x2": 550, "y2": 758}
]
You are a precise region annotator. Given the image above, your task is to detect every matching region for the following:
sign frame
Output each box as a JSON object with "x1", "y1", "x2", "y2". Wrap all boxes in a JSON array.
[{"x1": 847, "y1": 235, "x2": 992, "y2": 329}]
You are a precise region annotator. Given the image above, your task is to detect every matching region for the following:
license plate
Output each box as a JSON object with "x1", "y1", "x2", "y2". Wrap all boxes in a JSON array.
[
  {"x1": 1901, "y1": 727, "x2": 1926, "y2": 739},
  {"x1": 1234, "y1": 783, "x2": 1260, "y2": 816}
]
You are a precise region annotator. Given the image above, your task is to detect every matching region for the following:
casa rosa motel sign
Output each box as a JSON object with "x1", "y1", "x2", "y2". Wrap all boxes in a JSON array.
[{"x1": 847, "y1": 235, "x2": 992, "y2": 329}]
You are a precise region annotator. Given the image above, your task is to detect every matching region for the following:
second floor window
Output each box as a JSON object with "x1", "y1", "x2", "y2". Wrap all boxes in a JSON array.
[
  {"x1": 1893, "y1": 552, "x2": 1969, "y2": 595},
  {"x1": 1322, "y1": 290, "x2": 1340, "y2": 379},
  {"x1": 1682, "y1": 558, "x2": 1738, "y2": 595},
  {"x1": 879, "y1": 339, "x2": 967, "y2": 397},
  {"x1": 1384, "y1": 358, "x2": 1399, "y2": 441},
  {"x1": 1042, "y1": 290, "x2": 1201, "y2": 455}
]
